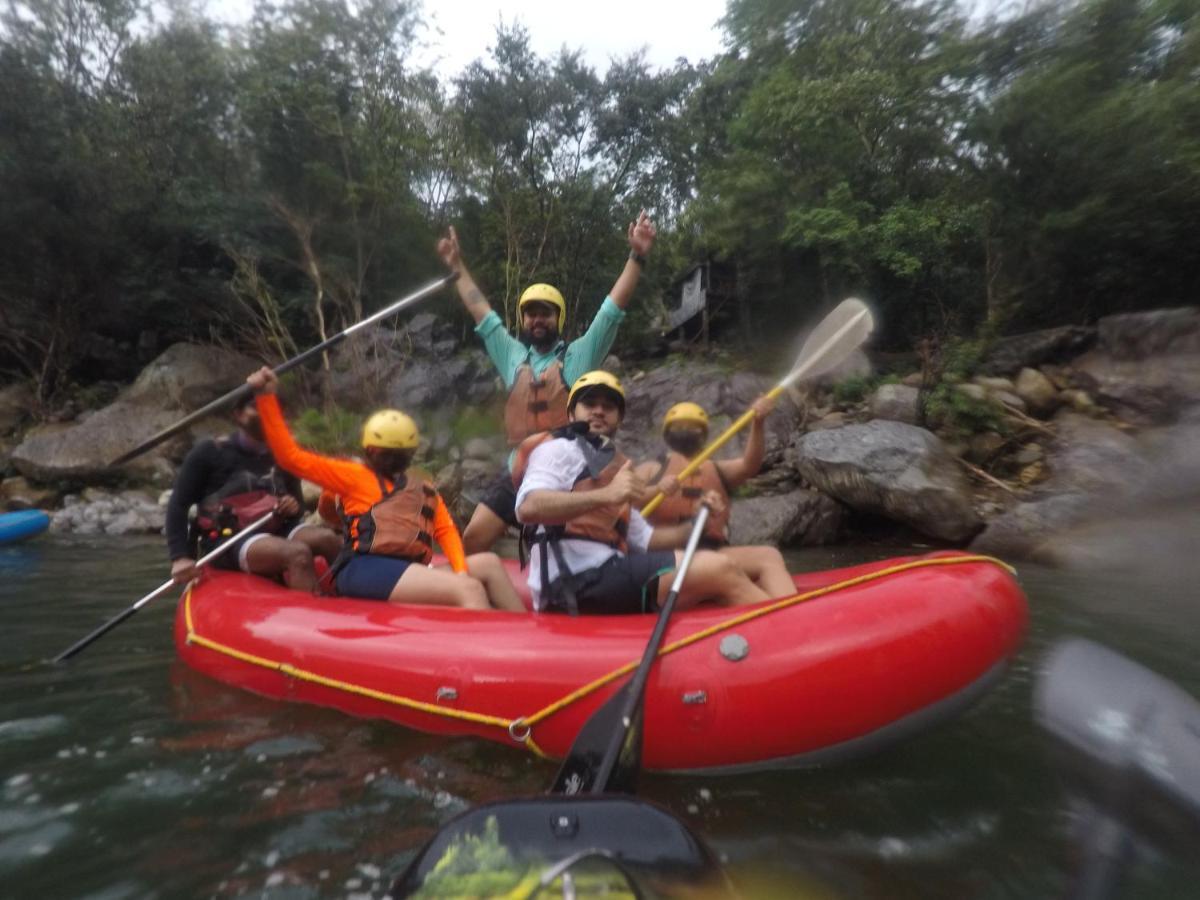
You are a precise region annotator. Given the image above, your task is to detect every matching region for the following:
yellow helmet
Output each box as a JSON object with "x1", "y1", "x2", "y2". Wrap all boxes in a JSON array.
[
  {"x1": 361, "y1": 409, "x2": 420, "y2": 450},
  {"x1": 567, "y1": 370, "x2": 626, "y2": 416},
  {"x1": 662, "y1": 402, "x2": 709, "y2": 434},
  {"x1": 518, "y1": 283, "x2": 566, "y2": 332}
]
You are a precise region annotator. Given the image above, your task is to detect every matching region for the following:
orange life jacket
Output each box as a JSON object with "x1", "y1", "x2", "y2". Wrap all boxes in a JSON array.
[
  {"x1": 646, "y1": 451, "x2": 731, "y2": 546},
  {"x1": 512, "y1": 426, "x2": 630, "y2": 552},
  {"x1": 504, "y1": 354, "x2": 571, "y2": 447},
  {"x1": 341, "y1": 469, "x2": 437, "y2": 564}
]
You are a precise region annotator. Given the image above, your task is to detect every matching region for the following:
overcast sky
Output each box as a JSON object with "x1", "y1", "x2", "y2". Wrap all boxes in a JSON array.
[{"x1": 208, "y1": 0, "x2": 731, "y2": 75}]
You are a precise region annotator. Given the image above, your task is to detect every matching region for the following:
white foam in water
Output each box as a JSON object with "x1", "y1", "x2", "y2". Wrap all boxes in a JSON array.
[
  {"x1": 0, "y1": 716, "x2": 67, "y2": 742},
  {"x1": 264, "y1": 850, "x2": 280, "y2": 867},
  {"x1": 357, "y1": 863, "x2": 381, "y2": 879},
  {"x1": 264, "y1": 871, "x2": 285, "y2": 887},
  {"x1": 5, "y1": 774, "x2": 31, "y2": 790}
]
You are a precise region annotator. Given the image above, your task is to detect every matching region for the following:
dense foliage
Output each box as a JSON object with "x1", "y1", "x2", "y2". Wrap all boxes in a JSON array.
[{"x1": 1, "y1": 0, "x2": 1196, "y2": 406}]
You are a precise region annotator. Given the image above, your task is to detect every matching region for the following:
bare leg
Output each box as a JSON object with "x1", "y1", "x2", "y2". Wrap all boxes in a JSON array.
[
  {"x1": 389, "y1": 564, "x2": 490, "y2": 610},
  {"x1": 243, "y1": 535, "x2": 317, "y2": 593},
  {"x1": 464, "y1": 552, "x2": 525, "y2": 612},
  {"x1": 657, "y1": 549, "x2": 769, "y2": 610},
  {"x1": 718, "y1": 546, "x2": 795, "y2": 598},
  {"x1": 291, "y1": 524, "x2": 343, "y2": 564},
  {"x1": 462, "y1": 504, "x2": 510, "y2": 555}
]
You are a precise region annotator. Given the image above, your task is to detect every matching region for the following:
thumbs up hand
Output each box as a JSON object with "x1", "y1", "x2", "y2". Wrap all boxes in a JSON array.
[{"x1": 605, "y1": 460, "x2": 644, "y2": 505}]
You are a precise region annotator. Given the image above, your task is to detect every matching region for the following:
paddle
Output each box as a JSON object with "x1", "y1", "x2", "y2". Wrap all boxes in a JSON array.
[
  {"x1": 109, "y1": 273, "x2": 458, "y2": 467},
  {"x1": 641, "y1": 297, "x2": 875, "y2": 518},
  {"x1": 551, "y1": 505, "x2": 712, "y2": 796},
  {"x1": 52, "y1": 509, "x2": 277, "y2": 662}
]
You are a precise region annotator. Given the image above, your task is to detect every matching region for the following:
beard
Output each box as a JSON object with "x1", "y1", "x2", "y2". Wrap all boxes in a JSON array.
[
  {"x1": 664, "y1": 430, "x2": 706, "y2": 457},
  {"x1": 519, "y1": 324, "x2": 560, "y2": 351}
]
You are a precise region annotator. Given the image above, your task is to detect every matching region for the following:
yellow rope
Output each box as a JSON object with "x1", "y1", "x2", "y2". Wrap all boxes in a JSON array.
[{"x1": 181, "y1": 554, "x2": 1014, "y2": 753}]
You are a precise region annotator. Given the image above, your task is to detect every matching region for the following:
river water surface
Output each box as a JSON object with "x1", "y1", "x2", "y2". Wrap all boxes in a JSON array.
[{"x1": 1, "y1": 535, "x2": 1197, "y2": 899}]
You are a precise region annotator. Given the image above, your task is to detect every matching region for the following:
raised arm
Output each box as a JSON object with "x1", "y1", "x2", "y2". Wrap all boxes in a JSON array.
[
  {"x1": 437, "y1": 226, "x2": 493, "y2": 325},
  {"x1": 607, "y1": 211, "x2": 657, "y2": 310},
  {"x1": 716, "y1": 395, "x2": 775, "y2": 487}
]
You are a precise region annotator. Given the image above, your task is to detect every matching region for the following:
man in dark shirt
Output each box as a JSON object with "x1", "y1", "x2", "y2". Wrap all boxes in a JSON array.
[{"x1": 165, "y1": 395, "x2": 340, "y2": 592}]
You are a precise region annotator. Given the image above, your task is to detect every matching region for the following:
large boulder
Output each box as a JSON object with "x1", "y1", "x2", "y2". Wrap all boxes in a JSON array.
[
  {"x1": 1044, "y1": 413, "x2": 1149, "y2": 494},
  {"x1": 327, "y1": 315, "x2": 473, "y2": 411},
  {"x1": 1096, "y1": 307, "x2": 1200, "y2": 360},
  {"x1": 10, "y1": 343, "x2": 260, "y2": 484},
  {"x1": 1066, "y1": 307, "x2": 1200, "y2": 426},
  {"x1": 980, "y1": 325, "x2": 1096, "y2": 376},
  {"x1": 621, "y1": 359, "x2": 800, "y2": 467},
  {"x1": 728, "y1": 489, "x2": 846, "y2": 546},
  {"x1": 970, "y1": 493, "x2": 1092, "y2": 559},
  {"x1": 384, "y1": 350, "x2": 498, "y2": 411},
  {"x1": 974, "y1": 418, "x2": 1200, "y2": 562},
  {"x1": 791, "y1": 421, "x2": 982, "y2": 543}
]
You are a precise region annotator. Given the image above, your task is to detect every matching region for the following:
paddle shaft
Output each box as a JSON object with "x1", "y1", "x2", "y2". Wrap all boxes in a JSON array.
[
  {"x1": 52, "y1": 510, "x2": 277, "y2": 662},
  {"x1": 109, "y1": 273, "x2": 458, "y2": 467},
  {"x1": 589, "y1": 505, "x2": 711, "y2": 793},
  {"x1": 640, "y1": 305, "x2": 871, "y2": 518}
]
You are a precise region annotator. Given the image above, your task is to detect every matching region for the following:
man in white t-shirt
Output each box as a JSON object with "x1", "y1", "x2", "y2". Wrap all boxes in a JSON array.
[{"x1": 513, "y1": 371, "x2": 774, "y2": 614}]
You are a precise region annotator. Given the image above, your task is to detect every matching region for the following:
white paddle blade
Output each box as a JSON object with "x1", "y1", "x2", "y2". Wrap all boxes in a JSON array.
[{"x1": 784, "y1": 297, "x2": 875, "y2": 387}]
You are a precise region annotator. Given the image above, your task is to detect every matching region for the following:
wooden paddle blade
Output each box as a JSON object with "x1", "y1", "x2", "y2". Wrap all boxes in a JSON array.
[
  {"x1": 786, "y1": 297, "x2": 875, "y2": 384},
  {"x1": 551, "y1": 685, "x2": 642, "y2": 795}
]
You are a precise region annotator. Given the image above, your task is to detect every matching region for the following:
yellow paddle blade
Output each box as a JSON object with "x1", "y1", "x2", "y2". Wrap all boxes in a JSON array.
[
  {"x1": 640, "y1": 297, "x2": 876, "y2": 518},
  {"x1": 782, "y1": 297, "x2": 875, "y2": 388}
]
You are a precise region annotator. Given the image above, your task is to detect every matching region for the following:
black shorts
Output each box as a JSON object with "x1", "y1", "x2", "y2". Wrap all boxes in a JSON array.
[
  {"x1": 544, "y1": 551, "x2": 677, "y2": 615},
  {"x1": 477, "y1": 467, "x2": 519, "y2": 527}
]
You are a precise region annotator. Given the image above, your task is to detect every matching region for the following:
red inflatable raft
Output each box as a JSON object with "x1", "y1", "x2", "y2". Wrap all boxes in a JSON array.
[{"x1": 175, "y1": 551, "x2": 1026, "y2": 774}]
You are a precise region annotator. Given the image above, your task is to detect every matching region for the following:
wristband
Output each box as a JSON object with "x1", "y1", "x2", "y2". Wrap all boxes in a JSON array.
[{"x1": 628, "y1": 251, "x2": 648, "y2": 267}]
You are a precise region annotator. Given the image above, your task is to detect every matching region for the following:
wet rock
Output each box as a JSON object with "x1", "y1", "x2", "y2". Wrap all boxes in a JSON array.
[
  {"x1": 729, "y1": 489, "x2": 846, "y2": 546},
  {"x1": 970, "y1": 493, "x2": 1092, "y2": 558},
  {"x1": 0, "y1": 476, "x2": 57, "y2": 511},
  {"x1": 868, "y1": 384, "x2": 920, "y2": 424},
  {"x1": 791, "y1": 421, "x2": 981, "y2": 543},
  {"x1": 980, "y1": 325, "x2": 1096, "y2": 375},
  {"x1": 1013, "y1": 368, "x2": 1059, "y2": 418}
]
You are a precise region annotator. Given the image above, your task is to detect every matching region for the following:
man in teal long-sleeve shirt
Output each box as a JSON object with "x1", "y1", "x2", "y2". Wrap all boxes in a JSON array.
[{"x1": 437, "y1": 212, "x2": 657, "y2": 553}]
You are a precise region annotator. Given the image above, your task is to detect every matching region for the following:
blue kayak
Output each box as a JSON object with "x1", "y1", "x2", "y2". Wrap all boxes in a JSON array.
[{"x1": 0, "y1": 509, "x2": 50, "y2": 545}]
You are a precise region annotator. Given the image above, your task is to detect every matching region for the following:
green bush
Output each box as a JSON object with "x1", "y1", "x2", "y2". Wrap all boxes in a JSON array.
[
  {"x1": 923, "y1": 383, "x2": 1007, "y2": 439},
  {"x1": 831, "y1": 375, "x2": 874, "y2": 404},
  {"x1": 292, "y1": 405, "x2": 363, "y2": 455}
]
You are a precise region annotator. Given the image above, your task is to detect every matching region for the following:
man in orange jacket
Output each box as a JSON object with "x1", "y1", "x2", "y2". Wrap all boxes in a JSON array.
[{"x1": 246, "y1": 367, "x2": 524, "y2": 611}]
